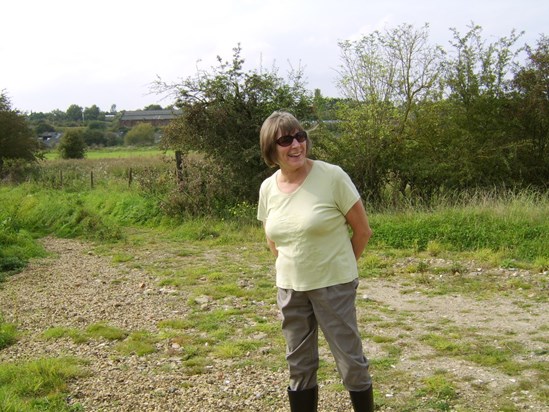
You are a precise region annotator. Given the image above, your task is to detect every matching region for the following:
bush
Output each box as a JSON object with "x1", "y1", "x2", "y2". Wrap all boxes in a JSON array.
[
  {"x1": 58, "y1": 129, "x2": 86, "y2": 159},
  {"x1": 124, "y1": 123, "x2": 156, "y2": 146},
  {"x1": 159, "y1": 153, "x2": 239, "y2": 217},
  {"x1": 0, "y1": 158, "x2": 41, "y2": 183}
]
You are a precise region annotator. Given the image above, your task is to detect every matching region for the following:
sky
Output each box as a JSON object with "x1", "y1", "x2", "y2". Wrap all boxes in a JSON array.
[{"x1": 2, "y1": 0, "x2": 547, "y2": 113}]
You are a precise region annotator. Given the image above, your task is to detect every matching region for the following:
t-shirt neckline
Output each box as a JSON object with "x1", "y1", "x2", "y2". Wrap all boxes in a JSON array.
[{"x1": 275, "y1": 160, "x2": 316, "y2": 196}]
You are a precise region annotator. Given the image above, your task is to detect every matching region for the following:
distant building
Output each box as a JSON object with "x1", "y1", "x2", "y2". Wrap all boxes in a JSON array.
[
  {"x1": 37, "y1": 131, "x2": 62, "y2": 148},
  {"x1": 119, "y1": 109, "x2": 182, "y2": 128}
]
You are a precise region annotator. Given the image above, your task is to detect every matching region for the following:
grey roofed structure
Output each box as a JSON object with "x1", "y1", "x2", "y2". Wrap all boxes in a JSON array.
[
  {"x1": 119, "y1": 109, "x2": 182, "y2": 128},
  {"x1": 37, "y1": 131, "x2": 62, "y2": 148}
]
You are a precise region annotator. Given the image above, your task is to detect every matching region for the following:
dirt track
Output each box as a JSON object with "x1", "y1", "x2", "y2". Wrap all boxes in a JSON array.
[{"x1": 1, "y1": 237, "x2": 547, "y2": 411}]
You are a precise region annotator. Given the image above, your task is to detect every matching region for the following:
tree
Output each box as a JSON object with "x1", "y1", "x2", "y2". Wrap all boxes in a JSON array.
[
  {"x1": 446, "y1": 23, "x2": 523, "y2": 103},
  {"x1": 444, "y1": 24, "x2": 524, "y2": 188},
  {"x1": 83, "y1": 128, "x2": 107, "y2": 146},
  {"x1": 154, "y1": 44, "x2": 315, "y2": 204},
  {"x1": 124, "y1": 123, "x2": 155, "y2": 146},
  {"x1": 0, "y1": 90, "x2": 38, "y2": 170},
  {"x1": 337, "y1": 24, "x2": 444, "y2": 108},
  {"x1": 511, "y1": 34, "x2": 549, "y2": 186},
  {"x1": 34, "y1": 121, "x2": 55, "y2": 135},
  {"x1": 58, "y1": 129, "x2": 86, "y2": 159},
  {"x1": 334, "y1": 24, "x2": 445, "y2": 202},
  {"x1": 144, "y1": 104, "x2": 163, "y2": 111},
  {"x1": 66, "y1": 104, "x2": 83, "y2": 122},
  {"x1": 83, "y1": 105, "x2": 101, "y2": 121}
]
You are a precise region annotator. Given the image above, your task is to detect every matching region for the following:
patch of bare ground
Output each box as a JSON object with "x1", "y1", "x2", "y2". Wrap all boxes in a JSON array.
[{"x1": 0, "y1": 237, "x2": 547, "y2": 411}]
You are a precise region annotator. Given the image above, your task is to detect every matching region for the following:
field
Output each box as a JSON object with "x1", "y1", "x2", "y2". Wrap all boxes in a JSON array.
[
  {"x1": 44, "y1": 148, "x2": 174, "y2": 160},
  {"x1": 0, "y1": 151, "x2": 547, "y2": 411}
]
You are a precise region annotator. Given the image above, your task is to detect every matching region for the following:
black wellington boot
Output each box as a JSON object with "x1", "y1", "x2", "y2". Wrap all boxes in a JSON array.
[
  {"x1": 287, "y1": 385, "x2": 318, "y2": 412},
  {"x1": 349, "y1": 385, "x2": 374, "y2": 411}
]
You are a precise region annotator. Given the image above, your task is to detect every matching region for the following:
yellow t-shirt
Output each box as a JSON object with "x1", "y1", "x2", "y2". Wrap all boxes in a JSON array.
[{"x1": 257, "y1": 160, "x2": 360, "y2": 291}]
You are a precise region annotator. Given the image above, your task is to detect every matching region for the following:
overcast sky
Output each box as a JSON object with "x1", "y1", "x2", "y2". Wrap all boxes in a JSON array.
[{"x1": 2, "y1": 0, "x2": 547, "y2": 113}]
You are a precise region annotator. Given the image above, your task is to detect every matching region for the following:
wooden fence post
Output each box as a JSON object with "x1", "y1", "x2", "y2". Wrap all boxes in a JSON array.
[
  {"x1": 175, "y1": 150, "x2": 183, "y2": 184},
  {"x1": 128, "y1": 167, "x2": 133, "y2": 187},
  {"x1": 90, "y1": 171, "x2": 94, "y2": 189}
]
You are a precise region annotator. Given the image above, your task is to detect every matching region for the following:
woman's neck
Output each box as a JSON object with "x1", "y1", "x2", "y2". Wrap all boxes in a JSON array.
[{"x1": 278, "y1": 159, "x2": 313, "y2": 184}]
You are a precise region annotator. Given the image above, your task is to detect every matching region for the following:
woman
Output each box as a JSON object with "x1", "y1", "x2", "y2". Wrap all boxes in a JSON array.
[{"x1": 257, "y1": 111, "x2": 374, "y2": 411}]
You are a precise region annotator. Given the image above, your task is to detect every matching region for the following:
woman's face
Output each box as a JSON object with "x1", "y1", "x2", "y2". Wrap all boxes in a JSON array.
[{"x1": 275, "y1": 128, "x2": 308, "y2": 171}]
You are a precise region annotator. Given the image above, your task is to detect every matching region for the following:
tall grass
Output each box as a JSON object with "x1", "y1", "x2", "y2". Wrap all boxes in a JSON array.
[
  {"x1": 369, "y1": 190, "x2": 549, "y2": 261},
  {"x1": 0, "y1": 214, "x2": 47, "y2": 281},
  {"x1": 34, "y1": 154, "x2": 175, "y2": 191}
]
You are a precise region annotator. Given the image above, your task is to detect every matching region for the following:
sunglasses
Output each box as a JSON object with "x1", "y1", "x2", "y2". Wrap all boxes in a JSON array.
[{"x1": 276, "y1": 130, "x2": 308, "y2": 147}]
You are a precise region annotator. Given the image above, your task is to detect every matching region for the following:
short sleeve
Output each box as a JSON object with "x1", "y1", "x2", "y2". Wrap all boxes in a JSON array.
[
  {"x1": 257, "y1": 179, "x2": 268, "y2": 222},
  {"x1": 332, "y1": 166, "x2": 360, "y2": 215}
]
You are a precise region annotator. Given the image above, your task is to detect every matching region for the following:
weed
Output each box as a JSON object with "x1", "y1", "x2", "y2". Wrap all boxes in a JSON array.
[
  {"x1": 371, "y1": 335, "x2": 397, "y2": 344},
  {"x1": 111, "y1": 253, "x2": 134, "y2": 263},
  {"x1": 427, "y1": 240, "x2": 445, "y2": 257},
  {"x1": 213, "y1": 339, "x2": 262, "y2": 359}
]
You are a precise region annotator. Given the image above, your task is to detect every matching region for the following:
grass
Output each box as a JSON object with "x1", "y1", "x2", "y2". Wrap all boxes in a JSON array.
[
  {"x1": 0, "y1": 314, "x2": 17, "y2": 350},
  {"x1": 2, "y1": 218, "x2": 547, "y2": 409},
  {"x1": 1, "y1": 159, "x2": 547, "y2": 282},
  {"x1": 44, "y1": 148, "x2": 174, "y2": 160},
  {"x1": 420, "y1": 329, "x2": 530, "y2": 375},
  {"x1": 114, "y1": 331, "x2": 158, "y2": 356},
  {"x1": 43, "y1": 323, "x2": 128, "y2": 344},
  {"x1": 0, "y1": 357, "x2": 86, "y2": 412},
  {"x1": 369, "y1": 198, "x2": 549, "y2": 261},
  {"x1": 416, "y1": 371, "x2": 458, "y2": 410}
]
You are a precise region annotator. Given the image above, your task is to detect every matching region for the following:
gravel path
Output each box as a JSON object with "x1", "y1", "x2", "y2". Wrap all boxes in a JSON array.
[{"x1": 0, "y1": 237, "x2": 547, "y2": 411}]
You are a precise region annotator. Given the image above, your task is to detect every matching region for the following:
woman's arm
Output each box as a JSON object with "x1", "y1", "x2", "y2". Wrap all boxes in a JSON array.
[
  {"x1": 345, "y1": 199, "x2": 373, "y2": 260},
  {"x1": 263, "y1": 224, "x2": 278, "y2": 258},
  {"x1": 266, "y1": 236, "x2": 278, "y2": 257}
]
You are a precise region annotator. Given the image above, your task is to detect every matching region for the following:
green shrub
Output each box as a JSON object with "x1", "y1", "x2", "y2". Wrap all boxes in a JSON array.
[
  {"x1": 58, "y1": 129, "x2": 86, "y2": 159},
  {"x1": 124, "y1": 123, "x2": 156, "y2": 146},
  {"x1": 159, "y1": 153, "x2": 241, "y2": 217}
]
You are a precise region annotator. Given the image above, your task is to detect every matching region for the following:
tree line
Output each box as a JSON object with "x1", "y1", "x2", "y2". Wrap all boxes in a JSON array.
[
  {"x1": 0, "y1": 100, "x2": 169, "y2": 163},
  {"x1": 155, "y1": 24, "x2": 547, "y2": 210},
  {"x1": 1, "y1": 23, "x2": 547, "y2": 211},
  {"x1": 327, "y1": 23, "x2": 548, "y2": 203}
]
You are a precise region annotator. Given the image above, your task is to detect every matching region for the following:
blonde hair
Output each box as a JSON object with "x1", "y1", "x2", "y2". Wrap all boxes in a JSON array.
[{"x1": 259, "y1": 111, "x2": 312, "y2": 167}]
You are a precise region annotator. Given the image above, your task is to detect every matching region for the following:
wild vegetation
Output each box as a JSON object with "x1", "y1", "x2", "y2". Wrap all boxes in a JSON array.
[{"x1": 0, "y1": 21, "x2": 547, "y2": 411}]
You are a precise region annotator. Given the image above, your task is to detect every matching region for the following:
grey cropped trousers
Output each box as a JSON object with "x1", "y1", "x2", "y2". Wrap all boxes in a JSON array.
[{"x1": 277, "y1": 278, "x2": 372, "y2": 392}]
